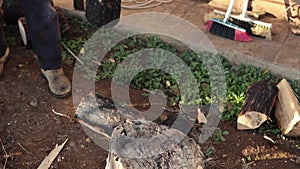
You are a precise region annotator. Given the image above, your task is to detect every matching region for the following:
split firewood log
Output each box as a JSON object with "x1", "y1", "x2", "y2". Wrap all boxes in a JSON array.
[
  {"x1": 106, "y1": 120, "x2": 205, "y2": 169},
  {"x1": 237, "y1": 80, "x2": 278, "y2": 130},
  {"x1": 275, "y1": 79, "x2": 300, "y2": 137}
]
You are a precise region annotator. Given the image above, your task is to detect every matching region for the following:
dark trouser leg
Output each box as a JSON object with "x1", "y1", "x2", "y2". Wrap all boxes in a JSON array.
[
  {"x1": 0, "y1": 11, "x2": 8, "y2": 57},
  {"x1": 21, "y1": 0, "x2": 62, "y2": 70}
]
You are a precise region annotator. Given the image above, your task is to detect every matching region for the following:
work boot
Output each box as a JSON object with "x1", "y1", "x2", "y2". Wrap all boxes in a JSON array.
[
  {"x1": 0, "y1": 47, "x2": 10, "y2": 79},
  {"x1": 41, "y1": 68, "x2": 71, "y2": 98}
]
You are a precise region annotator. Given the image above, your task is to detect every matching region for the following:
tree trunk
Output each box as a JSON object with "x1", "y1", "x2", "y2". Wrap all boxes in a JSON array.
[
  {"x1": 237, "y1": 80, "x2": 278, "y2": 130},
  {"x1": 106, "y1": 120, "x2": 205, "y2": 169}
]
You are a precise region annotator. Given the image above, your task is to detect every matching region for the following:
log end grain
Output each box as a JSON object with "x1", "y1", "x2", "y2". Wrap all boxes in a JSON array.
[{"x1": 237, "y1": 111, "x2": 268, "y2": 130}]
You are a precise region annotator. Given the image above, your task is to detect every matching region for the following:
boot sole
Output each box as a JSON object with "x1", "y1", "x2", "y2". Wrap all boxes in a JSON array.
[{"x1": 40, "y1": 72, "x2": 72, "y2": 99}]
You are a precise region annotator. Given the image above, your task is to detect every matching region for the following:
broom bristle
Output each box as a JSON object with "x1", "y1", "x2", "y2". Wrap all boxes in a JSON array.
[
  {"x1": 206, "y1": 19, "x2": 252, "y2": 42},
  {"x1": 234, "y1": 29, "x2": 253, "y2": 42},
  {"x1": 211, "y1": 10, "x2": 272, "y2": 40}
]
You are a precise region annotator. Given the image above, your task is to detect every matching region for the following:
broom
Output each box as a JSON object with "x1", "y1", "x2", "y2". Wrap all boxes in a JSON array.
[
  {"x1": 206, "y1": 0, "x2": 252, "y2": 42},
  {"x1": 211, "y1": 0, "x2": 272, "y2": 40}
]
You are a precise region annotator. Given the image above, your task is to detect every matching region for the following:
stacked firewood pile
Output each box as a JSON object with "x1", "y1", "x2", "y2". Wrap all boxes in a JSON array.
[
  {"x1": 237, "y1": 79, "x2": 300, "y2": 137},
  {"x1": 208, "y1": 0, "x2": 300, "y2": 35}
]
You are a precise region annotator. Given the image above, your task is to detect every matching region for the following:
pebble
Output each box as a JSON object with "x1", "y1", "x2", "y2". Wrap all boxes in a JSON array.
[
  {"x1": 86, "y1": 137, "x2": 92, "y2": 143},
  {"x1": 295, "y1": 156, "x2": 300, "y2": 164},
  {"x1": 222, "y1": 154, "x2": 227, "y2": 158},
  {"x1": 30, "y1": 100, "x2": 38, "y2": 107},
  {"x1": 291, "y1": 27, "x2": 300, "y2": 35}
]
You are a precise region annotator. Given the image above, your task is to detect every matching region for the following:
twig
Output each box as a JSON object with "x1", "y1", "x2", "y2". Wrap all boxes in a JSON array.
[
  {"x1": 17, "y1": 142, "x2": 32, "y2": 155},
  {"x1": 0, "y1": 139, "x2": 8, "y2": 169},
  {"x1": 76, "y1": 119, "x2": 111, "y2": 139},
  {"x1": 52, "y1": 109, "x2": 110, "y2": 139},
  {"x1": 92, "y1": 60, "x2": 102, "y2": 66},
  {"x1": 52, "y1": 109, "x2": 72, "y2": 120},
  {"x1": 244, "y1": 161, "x2": 255, "y2": 166},
  {"x1": 162, "y1": 107, "x2": 179, "y2": 113},
  {"x1": 61, "y1": 43, "x2": 85, "y2": 65},
  {"x1": 263, "y1": 135, "x2": 275, "y2": 144}
]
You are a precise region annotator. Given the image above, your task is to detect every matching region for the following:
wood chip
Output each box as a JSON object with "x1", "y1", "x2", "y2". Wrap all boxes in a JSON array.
[
  {"x1": 197, "y1": 108, "x2": 207, "y2": 124},
  {"x1": 37, "y1": 139, "x2": 68, "y2": 169}
]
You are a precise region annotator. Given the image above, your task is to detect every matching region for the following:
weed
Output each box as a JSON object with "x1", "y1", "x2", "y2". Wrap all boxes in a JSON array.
[
  {"x1": 204, "y1": 146, "x2": 216, "y2": 157},
  {"x1": 214, "y1": 129, "x2": 229, "y2": 143}
]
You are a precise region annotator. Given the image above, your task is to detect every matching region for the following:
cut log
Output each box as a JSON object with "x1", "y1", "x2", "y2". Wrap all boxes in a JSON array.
[
  {"x1": 237, "y1": 80, "x2": 278, "y2": 130},
  {"x1": 106, "y1": 120, "x2": 205, "y2": 169},
  {"x1": 275, "y1": 79, "x2": 300, "y2": 137}
]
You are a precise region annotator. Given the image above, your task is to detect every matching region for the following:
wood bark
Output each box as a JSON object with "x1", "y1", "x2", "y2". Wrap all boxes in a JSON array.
[
  {"x1": 106, "y1": 120, "x2": 205, "y2": 169},
  {"x1": 237, "y1": 80, "x2": 278, "y2": 130},
  {"x1": 275, "y1": 79, "x2": 300, "y2": 137}
]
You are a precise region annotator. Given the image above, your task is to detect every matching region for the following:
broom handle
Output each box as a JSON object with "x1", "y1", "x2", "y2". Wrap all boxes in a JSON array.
[
  {"x1": 241, "y1": 0, "x2": 249, "y2": 17},
  {"x1": 224, "y1": 0, "x2": 236, "y2": 22}
]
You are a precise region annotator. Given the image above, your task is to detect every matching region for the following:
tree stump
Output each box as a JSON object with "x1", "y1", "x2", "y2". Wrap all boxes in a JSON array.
[
  {"x1": 275, "y1": 79, "x2": 300, "y2": 137},
  {"x1": 106, "y1": 120, "x2": 205, "y2": 169},
  {"x1": 75, "y1": 94, "x2": 124, "y2": 137},
  {"x1": 237, "y1": 80, "x2": 278, "y2": 130}
]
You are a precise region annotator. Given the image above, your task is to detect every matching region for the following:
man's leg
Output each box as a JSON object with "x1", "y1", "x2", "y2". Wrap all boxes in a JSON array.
[
  {"x1": 21, "y1": 0, "x2": 71, "y2": 98},
  {"x1": 0, "y1": 11, "x2": 10, "y2": 79},
  {"x1": 22, "y1": 0, "x2": 61, "y2": 70}
]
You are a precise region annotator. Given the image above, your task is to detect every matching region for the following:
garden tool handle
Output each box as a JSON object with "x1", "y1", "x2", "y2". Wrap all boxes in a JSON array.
[
  {"x1": 241, "y1": 0, "x2": 249, "y2": 17},
  {"x1": 224, "y1": 0, "x2": 236, "y2": 22}
]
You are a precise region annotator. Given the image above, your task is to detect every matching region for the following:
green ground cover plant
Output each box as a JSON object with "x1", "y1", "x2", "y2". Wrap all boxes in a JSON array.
[{"x1": 59, "y1": 15, "x2": 300, "y2": 134}]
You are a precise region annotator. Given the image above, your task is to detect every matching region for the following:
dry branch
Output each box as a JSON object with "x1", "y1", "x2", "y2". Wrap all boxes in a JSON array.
[
  {"x1": 237, "y1": 80, "x2": 278, "y2": 130},
  {"x1": 275, "y1": 79, "x2": 300, "y2": 137},
  {"x1": 0, "y1": 139, "x2": 8, "y2": 169}
]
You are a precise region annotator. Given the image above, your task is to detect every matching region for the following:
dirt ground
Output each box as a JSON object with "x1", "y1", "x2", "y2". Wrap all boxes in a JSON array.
[
  {"x1": 1, "y1": 7, "x2": 300, "y2": 169},
  {"x1": 0, "y1": 35, "x2": 299, "y2": 169}
]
